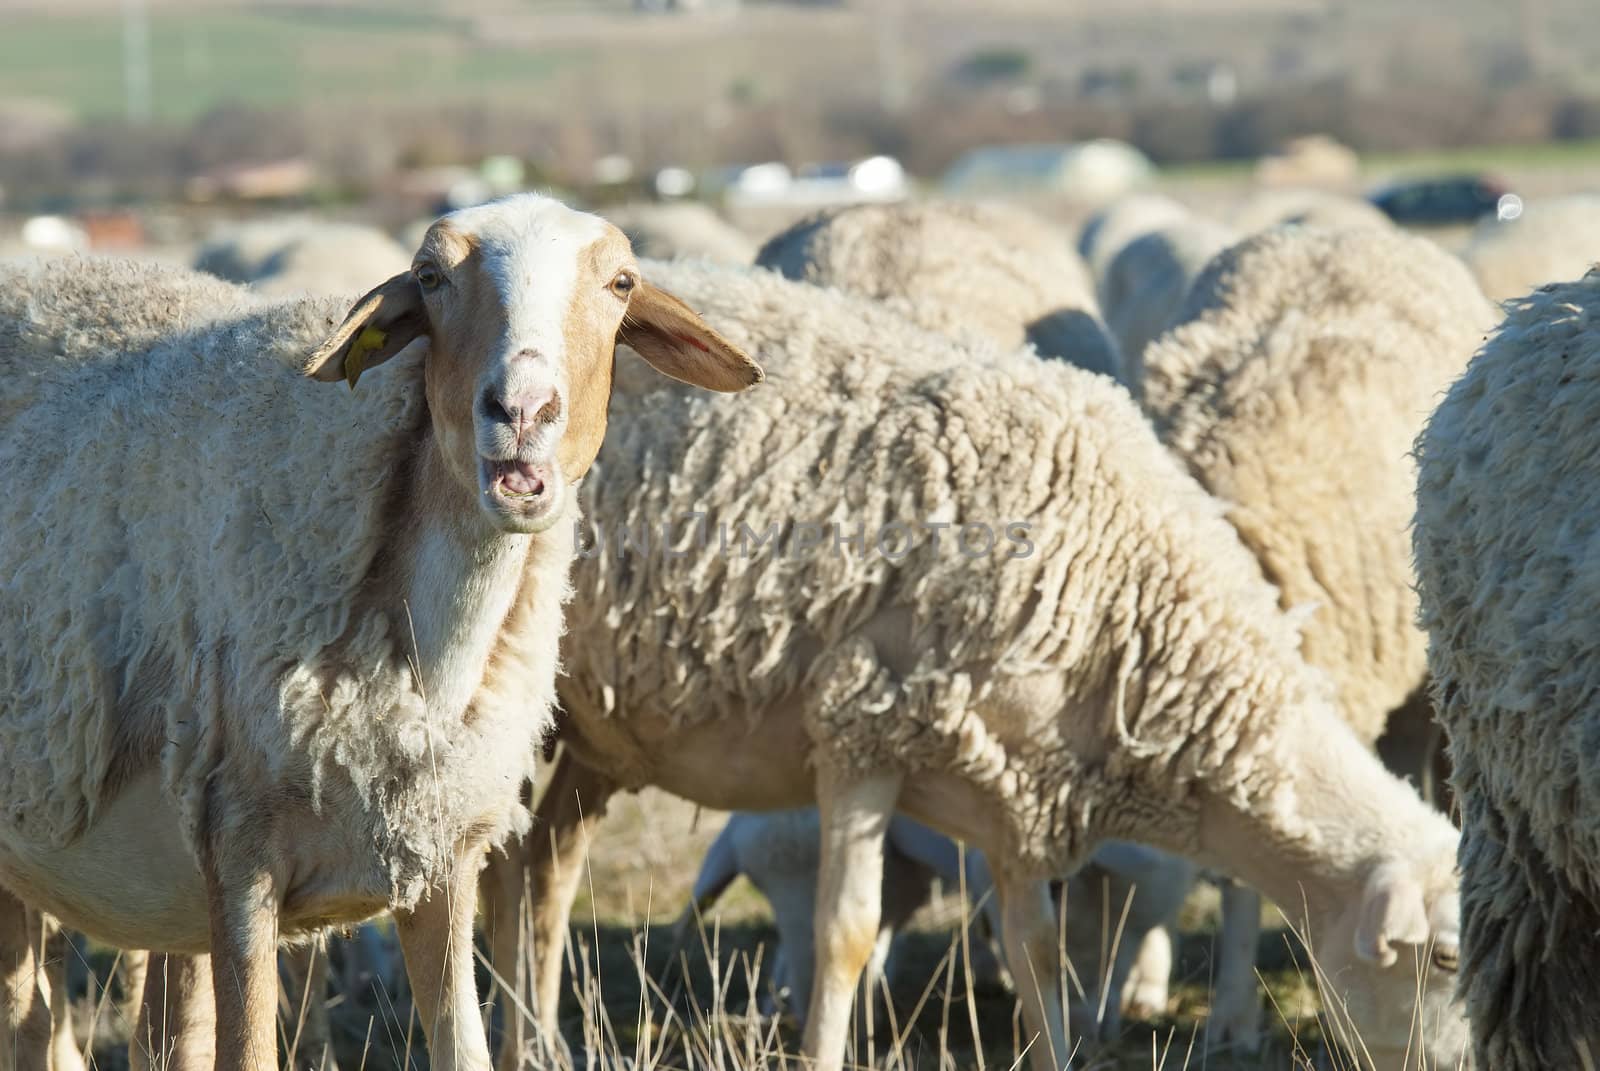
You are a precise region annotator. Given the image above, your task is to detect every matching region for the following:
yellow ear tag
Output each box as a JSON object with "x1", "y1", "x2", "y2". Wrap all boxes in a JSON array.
[{"x1": 344, "y1": 326, "x2": 387, "y2": 390}]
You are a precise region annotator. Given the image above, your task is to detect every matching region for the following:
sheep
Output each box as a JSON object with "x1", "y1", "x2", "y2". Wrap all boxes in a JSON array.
[
  {"x1": 0, "y1": 194, "x2": 762, "y2": 1071},
  {"x1": 602, "y1": 201, "x2": 758, "y2": 265},
  {"x1": 754, "y1": 200, "x2": 1122, "y2": 379},
  {"x1": 1228, "y1": 188, "x2": 1393, "y2": 235},
  {"x1": 1412, "y1": 268, "x2": 1600, "y2": 1069},
  {"x1": 1126, "y1": 224, "x2": 1494, "y2": 1045},
  {"x1": 0, "y1": 890, "x2": 85, "y2": 1071},
  {"x1": 483, "y1": 257, "x2": 1469, "y2": 1071},
  {"x1": 1075, "y1": 193, "x2": 1194, "y2": 283},
  {"x1": 193, "y1": 218, "x2": 411, "y2": 297},
  {"x1": 1458, "y1": 192, "x2": 1600, "y2": 303},
  {"x1": 1095, "y1": 215, "x2": 1238, "y2": 378},
  {"x1": 679, "y1": 812, "x2": 1192, "y2": 1037},
  {"x1": 672, "y1": 811, "x2": 1004, "y2": 1027}
]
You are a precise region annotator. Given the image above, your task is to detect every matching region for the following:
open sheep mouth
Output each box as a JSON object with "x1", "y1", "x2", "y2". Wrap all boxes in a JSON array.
[{"x1": 490, "y1": 460, "x2": 547, "y2": 499}]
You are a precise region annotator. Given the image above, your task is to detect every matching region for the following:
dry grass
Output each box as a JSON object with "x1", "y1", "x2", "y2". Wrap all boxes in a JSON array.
[{"x1": 49, "y1": 794, "x2": 1420, "y2": 1070}]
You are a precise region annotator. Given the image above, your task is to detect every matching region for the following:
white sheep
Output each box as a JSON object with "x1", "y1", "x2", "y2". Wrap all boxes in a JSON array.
[
  {"x1": 1126, "y1": 223, "x2": 1495, "y2": 1046},
  {"x1": 193, "y1": 217, "x2": 411, "y2": 297},
  {"x1": 0, "y1": 194, "x2": 761, "y2": 1071},
  {"x1": 754, "y1": 200, "x2": 1122, "y2": 379},
  {"x1": 1412, "y1": 268, "x2": 1600, "y2": 1069},
  {"x1": 1095, "y1": 215, "x2": 1238, "y2": 378},
  {"x1": 1075, "y1": 193, "x2": 1194, "y2": 283},
  {"x1": 1458, "y1": 192, "x2": 1600, "y2": 303},
  {"x1": 485, "y1": 258, "x2": 1469, "y2": 1071},
  {"x1": 602, "y1": 201, "x2": 758, "y2": 265}
]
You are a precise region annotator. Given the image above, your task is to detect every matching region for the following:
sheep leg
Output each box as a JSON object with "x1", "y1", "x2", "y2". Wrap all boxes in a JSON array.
[
  {"x1": 800, "y1": 769, "x2": 900, "y2": 1071},
  {"x1": 993, "y1": 871, "x2": 1069, "y2": 1071},
  {"x1": 42, "y1": 925, "x2": 83, "y2": 1071},
  {"x1": 205, "y1": 857, "x2": 281, "y2": 1071},
  {"x1": 128, "y1": 953, "x2": 216, "y2": 1071},
  {"x1": 484, "y1": 753, "x2": 615, "y2": 1071},
  {"x1": 1206, "y1": 880, "x2": 1262, "y2": 1053},
  {"x1": 1119, "y1": 924, "x2": 1173, "y2": 1020},
  {"x1": 397, "y1": 849, "x2": 493, "y2": 1071},
  {"x1": 280, "y1": 939, "x2": 337, "y2": 1071},
  {"x1": 117, "y1": 950, "x2": 150, "y2": 1046},
  {"x1": 0, "y1": 889, "x2": 53, "y2": 1071}
]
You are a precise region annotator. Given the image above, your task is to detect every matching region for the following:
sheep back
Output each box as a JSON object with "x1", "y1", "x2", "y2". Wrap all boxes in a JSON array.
[
  {"x1": 754, "y1": 201, "x2": 1121, "y2": 379},
  {"x1": 1141, "y1": 226, "x2": 1495, "y2": 743}
]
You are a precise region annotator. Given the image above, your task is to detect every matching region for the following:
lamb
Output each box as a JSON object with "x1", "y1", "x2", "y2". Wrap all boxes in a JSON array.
[
  {"x1": 1095, "y1": 215, "x2": 1238, "y2": 379},
  {"x1": 0, "y1": 194, "x2": 762, "y2": 1071},
  {"x1": 754, "y1": 200, "x2": 1122, "y2": 379},
  {"x1": 484, "y1": 257, "x2": 1469, "y2": 1071},
  {"x1": 1412, "y1": 268, "x2": 1600, "y2": 1069},
  {"x1": 193, "y1": 218, "x2": 411, "y2": 297},
  {"x1": 1458, "y1": 192, "x2": 1600, "y2": 303},
  {"x1": 602, "y1": 201, "x2": 758, "y2": 265}
]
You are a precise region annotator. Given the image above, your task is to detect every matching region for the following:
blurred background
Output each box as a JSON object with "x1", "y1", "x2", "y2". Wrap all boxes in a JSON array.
[{"x1": 4, "y1": 0, "x2": 1598, "y2": 256}]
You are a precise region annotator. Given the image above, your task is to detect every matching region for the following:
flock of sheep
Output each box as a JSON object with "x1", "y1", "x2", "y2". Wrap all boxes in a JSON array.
[{"x1": 0, "y1": 179, "x2": 1596, "y2": 1071}]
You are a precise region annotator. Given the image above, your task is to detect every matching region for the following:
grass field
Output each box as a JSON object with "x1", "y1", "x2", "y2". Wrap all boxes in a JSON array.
[{"x1": 0, "y1": 7, "x2": 582, "y2": 121}]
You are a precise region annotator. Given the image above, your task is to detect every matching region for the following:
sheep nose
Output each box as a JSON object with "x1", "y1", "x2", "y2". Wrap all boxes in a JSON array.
[{"x1": 481, "y1": 386, "x2": 561, "y2": 434}]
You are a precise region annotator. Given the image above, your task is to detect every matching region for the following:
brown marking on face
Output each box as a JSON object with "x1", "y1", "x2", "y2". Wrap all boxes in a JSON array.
[{"x1": 556, "y1": 229, "x2": 633, "y2": 479}]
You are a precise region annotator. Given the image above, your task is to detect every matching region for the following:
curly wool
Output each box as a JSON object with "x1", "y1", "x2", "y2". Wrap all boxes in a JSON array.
[
  {"x1": 0, "y1": 257, "x2": 550, "y2": 906},
  {"x1": 563, "y1": 259, "x2": 1338, "y2": 872},
  {"x1": 754, "y1": 200, "x2": 1121, "y2": 380},
  {"x1": 1414, "y1": 270, "x2": 1600, "y2": 1069},
  {"x1": 1459, "y1": 193, "x2": 1600, "y2": 304},
  {"x1": 1140, "y1": 226, "x2": 1495, "y2": 744}
]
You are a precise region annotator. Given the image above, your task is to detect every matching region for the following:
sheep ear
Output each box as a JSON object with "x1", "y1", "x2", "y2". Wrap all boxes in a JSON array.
[
  {"x1": 1355, "y1": 863, "x2": 1431, "y2": 968},
  {"x1": 617, "y1": 280, "x2": 764, "y2": 393},
  {"x1": 305, "y1": 273, "x2": 428, "y2": 388}
]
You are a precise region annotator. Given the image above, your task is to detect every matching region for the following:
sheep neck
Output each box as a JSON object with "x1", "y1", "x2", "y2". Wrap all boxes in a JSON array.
[
  {"x1": 1195, "y1": 703, "x2": 1452, "y2": 926},
  {"x1": 392, "y1": 436, "x2": 533, "y2": 725}
]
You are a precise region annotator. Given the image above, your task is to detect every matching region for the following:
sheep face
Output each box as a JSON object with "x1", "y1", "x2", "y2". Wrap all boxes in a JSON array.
[
  {"x1": 1312, "y1": 850, "x2": 1470, "y2": 1069},
  {"x1": 305, "y1": 193, "x2": 761, "y2": 535}
]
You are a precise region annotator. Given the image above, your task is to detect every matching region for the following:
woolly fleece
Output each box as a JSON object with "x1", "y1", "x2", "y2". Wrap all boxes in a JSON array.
[
  {"x1": 754, "y1": 200, "x2": 1121, "y2": 379},
  {"x1": 0, "y1": 256, "x2": 557, "y2": 910},
  {"x1": 1414, "y1": 269, "x2": 1600, "y2": 1068},
  {"x1": 1141, "y1": 226, "x2": 1495, "y2": 744}
]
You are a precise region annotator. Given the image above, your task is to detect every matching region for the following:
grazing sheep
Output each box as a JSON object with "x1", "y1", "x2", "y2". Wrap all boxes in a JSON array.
[
  {"x1": 1413, "y1": 269, "x2": 1600, "y2": 1069},
  {"x1": 1130, "y1": 224, "x2": 1493, "y2": 1045},
  {"x1": 0, "y1": 195, "x2": 761, "y2": 1071},
  {"x1": 1095, "y1": 216, "x2": 1238, "y2": 379},
  {"x1": 602, "y1": 202, "x2": 758, "y2": 264},
  {"x1": 755, "y1": 200, "x2": 1121, "y2": 378},
  {"x1": 1228, "y1": 188, "x2": 1392, "y2": 235},
  {"x1": 485, "y1": 258, "x2": 1468, "y2": 1071},
  {"x1": 193, "y1": 218, "x2": 410, "y2": 297},
  {"x1": 1458, "y1": 193, "x2": 1600, "y2": 303}
]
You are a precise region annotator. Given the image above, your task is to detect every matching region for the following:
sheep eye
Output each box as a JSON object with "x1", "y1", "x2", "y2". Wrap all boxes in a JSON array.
[
  {"x1": 1431, "y1": 944, "x2": 1459, "y2": 973},
  {"x1": 609, "y1": 271, "x2": 636, "y2": 299},
  {"x1": 415, "y1": 265, "x2": 444, "y2": 292}
]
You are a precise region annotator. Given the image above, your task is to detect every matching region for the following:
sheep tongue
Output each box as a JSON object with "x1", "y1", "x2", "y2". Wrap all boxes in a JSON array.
[{"x1": 500, "y1": 462, "x2": 546, "y2": 497}]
